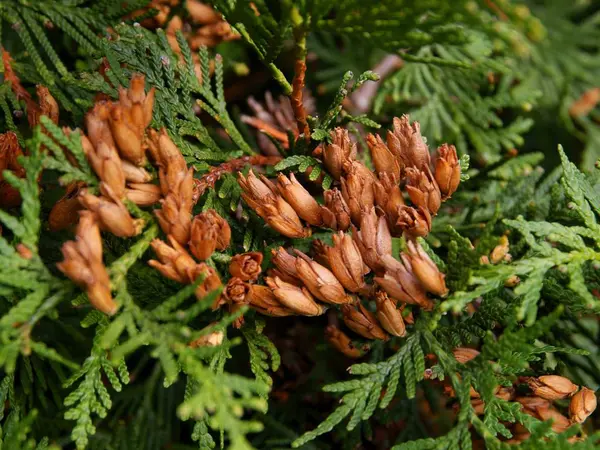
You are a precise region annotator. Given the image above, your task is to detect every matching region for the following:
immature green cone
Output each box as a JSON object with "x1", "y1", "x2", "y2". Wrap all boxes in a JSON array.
[
  {"x1": 265, "y1": 276, "x2": 326, "y2": 316},
  {"x1": 404, "y1": 240, "x2": 448, "y2": 296},
  {"x1": 229, "y1": 252, "x2": 263, "y2": 281},
  {"x1": 276, "y1": 172, "x2": 322, "y2": 226},
  {"x1": 320, "y1": 127, "x2": 356, "y2": 180},
  {"x1": 405, "y1": 167, "x2": 441, "y2": 215},
  {"x1": 341, "y1": 303, "x2": 388, "y2": 340},
  {"x1": 434, "y1": 144, "x2": 461, "y2": 199},
  {"x1": 367, "y1": 133, "x2": 401, "y2": 180},
  {"x1": 375, "y1": 291, "x2": 406, "y2": 337},
  {"x1": 528, "y1": 375, "x2": 578, "y2": 400},
  {"x1": 295, "y1": 251, "x2": 352, "y2": 304},
  {"x1": 352, "y1": 207, "x2": 392, "y2": 274},
  {"x1": 324, "y1": 232, "x2": 370, "y2": 293},
  {"x1": 321, "y1": 188, "x2": 352, "y2": 231},
  {"x1": 570, "y1": 387, "x2": 597, "y2": 423},
  {"x1": 387, "y1": 115, "x2": 430, "y2": 170}
]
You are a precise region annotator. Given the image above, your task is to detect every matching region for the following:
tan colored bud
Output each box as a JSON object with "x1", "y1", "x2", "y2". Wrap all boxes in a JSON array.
[
  {"x1": 85, "y1": 102, "x2": 115, "y2": 149},
  {"x1": 375, "y1": 254, "x2": 433, "y2": 310},
  {"x1": 121, "y1": 160, "x2": 153, "y2": 183},
  {"x1": 325, "y1": 232, "x2": 370, "y2": 293},
  {"x1": 325, "y1": 325, "x2": 363, "y2": 358},
  {"x1": 404, "y1": 240, "x2": 448, "y2": 296},
  {"x1": 224, "y1": 277, "x2": 250, "y2": 305},
  {"x1": 36, "y1": 85, "x2": 59, "y2": 125},
  {"x1": 188, "y1": 211, "x2": 221, "y2": 260},
  {"x1": 149, "y1": 236, "x2": 197, "y2": 284},
  {"x1": 536, "y1": 406, "x2": 571, "y2": 433},
  {"x1": 375, "y1": 291, "x2": 406, "y2": 337},
  {"x1": 270, "y1": 247, "x2": 300, "y2": 283},
  {"x1": 79, "y1": 185, "x2": 143, "y2": 237},
  {"x1": 452, "y1": 348, "x2": 480, "y2": 364},
  {"x1": 81, "y1": 136, "x2": 126, "y2": 198},
  {"x1": 192, "y1": 263, "x2": 223, "y2": 308},
  {"x1": 386, "y1": 115, "x2": 430, "y2": 170},
  {"x1": 405, "y1": 167, "x2": 441, "y2": 215},
  {"x1": 490, "y1": 235, "x2": 509, "y2": 264},
  {"x1": 396, "y1": 206, "x2": 432, "y2": 238},
  {"x1": 352, "y1": 207, "x2": 392, "y2": 274},
  {"x1": 265, "y1": 276, "x2": 326, "y2": 316},
  {"x1": 367, "y1": 133, "x2": 401, "y2": 180},
  {"x1": 125, "y1": 183, "x2": 162, "y2": 206},
  {"x1": 49, "y1": 182, "x2": 84, "y2": 231},
  {"x1": 373, "y1": 172, "x2": 404, "y2": 227},
  {"x1": 321, "y1": 188, "x2": 351, "y2": 231},
  {"x1": 434, "y1": 144, "x2": 460, "y2": 199},
  {"x1": 471, "y1": 398, "x2": 485, "y2": 415},
  {"x1": 295, "y1": 251, "x2": 352, "y2": 304},
  {"x1": 247, "y1": 284, "x2": 295, "y2": 317},
  {"x1": 321, "y1": 127, "x2": 356, "y2": 180},
  {"x1": 56, "y1": 212, "x2": 117, "y2": 315},
  {"x1": 189, "y1": 324, "x2": 224, "y2": 348},
  {"x1": 341, "y1": 303, "x2": 388, "y2": 340},
  {"x1": 341, "y1": 162, "x2": 375, "y2": 225},
  {"x1": 109, "y1": 104, "x2": 145, "y2": 165},
  {"x1": 115, "y1": 73, "x2": 155, "y2": 134},
  {"x1": 528, "y1": 375, "x2": 578, "y2": 400},
  {"x1": 239, "y1": 171, "x2": 309, "y2": 238},
  {"x1": 229, "y1": 252, "x2": 263, "y2": 281},
  {"x1": 276, "y1": 172, "x2": 322, "y2": 226},
  {"x1": 570, "y1": 387, "x2": 597, "y2": 423},
  {"x1": 155, "y1": 193, "x2": 191, "y2": 245},
  {"x1": 495, "y1": 387, "x2": 515, "y2": 402}
]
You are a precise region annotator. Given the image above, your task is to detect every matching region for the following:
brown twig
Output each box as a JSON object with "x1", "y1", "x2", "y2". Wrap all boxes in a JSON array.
[
  {"x1": 194, "y1": 155, "x2": 282, "y2": 200},
  {"x1": 291, "y1": 58, "x2": 310, "y2": 143},
  {"x1": 240, "y1": 116, "x2": 291, "y2": 146},
  {"x1": 484, "y1": 0, "x2": 509, "y2": 21}
]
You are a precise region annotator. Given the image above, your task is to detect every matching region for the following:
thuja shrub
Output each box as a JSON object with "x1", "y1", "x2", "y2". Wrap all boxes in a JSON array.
[{"x1": 1, "y1": 1, "x2": 600, "y2": 449}]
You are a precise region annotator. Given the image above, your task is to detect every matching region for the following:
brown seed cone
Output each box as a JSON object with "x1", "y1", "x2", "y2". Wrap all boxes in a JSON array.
[
  {"x1": 79, "y1": 184, "x2": 143, "y2": 237},
  {"x1": 125, "y1": 183, "x2": 162, "y2": 206},
  {"x1": 109, "y1": 105, "x2": 145, "y2": 165},
  {"x1": 373, "y1": 172, "x2": 404, "y2": 228},
  {"x1": 191, "y1": 263, "x2": 223, "y2": 308},
  {"x1": 386, "y1": 115, "x2": 431, "y2": 170},
  {"x1": 535, "y1": 406, "x2": 571, "y2": 433},
  {"x1": 321, "y1": 188, "x2": 352, "y2": 231},
  {"x1": 321, "y1": 127, "x2": 357, "y2": 180},
  {"x1": 516, "y1": 396, "x2": 551, "y2": 416},
  {"x1": 405, "y1": 167, "x2": 441, "y2": 215},
  {"x1": 452, "y1": 348, "x2": 480, "y2": 364},
  {"x1": 352, "y1": 207, "x2": 392, "y2": 274},
  {"x1": 295, "y1": 251, "x2": 352, "y2": 305},
  {"x1": 570, "y1": 387, "x2": 597, "y2": 423},
  {"x1": 367, "y1": 133, "x2": 401, "y2": 180},
  {"x1": 270, "y1": 247, "x2": 300, "y2": 283},
  {"x1": 276, "y1": 172, "x2": 322, "y2": 226},
  {"x1": 36, "y1": 85, "x2": 59, "y2": 125},
  {"x1": 325, "y1": 232, "x2": 370, "y2": 293},
  {"x1": 224, "y1": 277, "x2": 250, "y2": 305},
  {"x1": 396, "y1": 205, "x2": 432, "y2": 238},
  {"x1": 149, "y1": 236, "x2": 198, "y2": 284},
  {"x1": 404, "y1": 240, "x2": 448, "y2": 296},
  {"x1": 80, "y1": 136, "x2": 126, "y2": 198},
  {"x1": 188, "y1": 209, "x2": 230, "y2": 260},
  {"x1": 49, "y1": 182, "x2": 85, "y2": 231},
  {"x1": 434, "y1": 144, "x2": 461, "y2": 200},
  {"x1": 325, "y1": 325, "x2": 363, "y2": 359},
  {"x1": 375, "y1": 291, "x2": 406, "y2": 337},
  {"x1": 189, "y1": 325, "x2": 224, "y2": 348},
  {"x1": 341, "y1": 161, "x2": 375, "y2": 226},
  {"x1": 527, "y1": 375, "x2": 578, "y2": 400},
  {"x1": 57, "y1": 211, "x2": 117, "y2": 315},
  {"x1": 375, "y1": 254, "x2": 433, "y2": 310},
  {"x1": 247, "y1": 284, "x2": 295, "y2": 317},
  {"x1": 341, "y1": 303, "x2": 388, "y2": 340},
  {"x1": 122, "y1": 160, "x2": 153, "y2": 183},
  {"x1": 85, "y1": 102, "x2": 116, "y2": 150},
  {"x1": 265, "y1": 276, "x2": 326, "y2": 316},
  {"x1": 229, "y1": 252, "x2": 263, "y2": 281},
  {"x1": 155, "y1": 193, "x2": 192, "y2": 245}
]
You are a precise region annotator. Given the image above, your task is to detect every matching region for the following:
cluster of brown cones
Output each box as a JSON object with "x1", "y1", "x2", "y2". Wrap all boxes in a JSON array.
[
  {"x1": 444, "y1": 348, "x2": 597, "y2": 444},
  {"x1": 235, "y1": 117, "x2": 458, "y2": 354}
]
